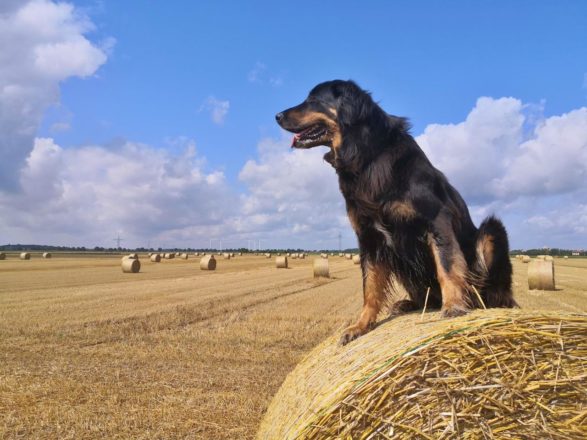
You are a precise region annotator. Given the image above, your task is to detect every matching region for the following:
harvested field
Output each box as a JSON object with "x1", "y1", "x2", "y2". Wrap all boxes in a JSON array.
[{"x1": 0, "y1": 255, "x2": 586, "y2": 439}]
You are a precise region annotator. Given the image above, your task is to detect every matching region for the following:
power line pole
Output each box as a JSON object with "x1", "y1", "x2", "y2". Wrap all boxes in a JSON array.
[
  {"x1": 338, "y1": 232, "x2": 342, "y2": 252},
  {"x1": 113, "y1": 234, "x2": 123, "y2": 249}
]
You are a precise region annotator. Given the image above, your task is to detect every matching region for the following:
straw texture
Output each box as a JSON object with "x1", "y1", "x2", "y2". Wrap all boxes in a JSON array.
[
  {"x1": 150, "y1": 254, "x2": 161, "y2": 263},
  {"x1": 20, "y1": 252, "x2": 30, "y2": 260},
  {"x1": 352, "y1": 255, "x2": 361, "y2": 264},
  {"x1": 257, "y1": 310, "x2": 587, "y2": 440},
  {"x1": 0, "y1": 252, "x2": 5, "y2": 260},
  {"x1": 276, "y1": 256, "x2": 288, "y2": 269},
  {"x1": 313, "y1": 258, "x2": 329, "y2": 278},
  {"x1": 121, "y1": 258, "x2": 140, "y2": 273},
  {"x1": 200, "y1": 255, "x2": 216, "y2": 270}
]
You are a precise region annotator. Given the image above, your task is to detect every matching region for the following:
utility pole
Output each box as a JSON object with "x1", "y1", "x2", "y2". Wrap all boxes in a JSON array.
[
  {"x1": 338, "y1": 232, "x2": 342, "y2": 252},
  {"x1": 113, "y1": 234, "x2": 123, "y2": 249}
]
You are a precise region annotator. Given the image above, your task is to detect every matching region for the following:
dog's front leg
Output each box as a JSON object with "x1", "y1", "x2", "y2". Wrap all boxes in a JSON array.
[{"x1": 340, "y1": 257, "x2": 390, "y2": 345}]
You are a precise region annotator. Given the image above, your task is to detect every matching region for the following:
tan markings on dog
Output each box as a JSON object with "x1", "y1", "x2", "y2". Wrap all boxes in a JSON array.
[
  {"x1": 428, "y1": 233, "x2": 470, "y2": 313},
  {"x1": 386, "y1": 200, "x2": 417, "y2": 220},
  {"x1": 346, "y1": 206, "x2": 360, "y2": 233},
  {"x1": 342, "y1": 260, "x2": 391, "y2": 341},
  {"x1": 478, "y1": 234, "x2": 494, "y2": 271}
]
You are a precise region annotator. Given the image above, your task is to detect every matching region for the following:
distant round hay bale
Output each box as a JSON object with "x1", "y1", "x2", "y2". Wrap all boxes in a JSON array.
[
  {"x1": 0, "y1": 252, "x2": 5, "y2": 260},
  {"x1": 200, "y1": 255, "x2": 216, "y2": 270},
  {"x1": 256, "y1": 310, "x2": 587, "y2": 440},
  {"x1": 150, "y1": 254, "x2": 161, "y2": 263},
  {"x1": 320, "y1": 253, "x2": 328, "y2": 259},
  {"x1": 286, "y1": 253, "x2": 291, "y2": 257},
  {"x1": 164, "y1": 253, "x2": 174, "y2": 259},
  {"x1": 42, "y1": 252, "x2": 52, "y2": 259},
  {"x1": 522, "y1": 255, "x2": 531, "y2": 263},
  {"x1": 276, "y1": 256, "x2": 288, "y2": 269},
  {"x1": 265, "y1": 253, "x2": 271, "y2": 258},
  {"x1": 239, "y1": 252, "x2": 242, "y2": 256},
  {"x1": 231, "y1": 252, "x2": 235, "y2": 257},
  {"x1": 20, "y1": 252, "x2": 30, "y2": 260},
  {"x1": 339, "y1": 253, "x2": 344, "y2": 257},
  {"x1": 180, "y1": 253, "x2": 188, "y2": 260},
  {"x1": 536, "y1": 255, "x2": 546, "y2": 260},
  {"x1": 528, "y1": 260, "x2": 555, "y2": 290},
  {"x1": 291, "y1": 253, "x2": 298, "y2": 259},
  {"x1": 121, "y1": 258, "x2": 140, "y2": 273},
  {"x1": 313, "y1": 258, "x2": 329, "y2": 278},
  {"x1": 298, "y1": 253, "x2": 305, "y2": 259},
  {"x1": 127, "y1": 253, "x2": 138, "y2": 259},
  {"x1": 344, "y1": 253, "x2": 352, "y2": 260},
  {"x1": 564, "y1": 256, "x2": 569, "y2": 259},
  {"x1": 545, "y1": 255, "x2": 554, "y2": 261},
  {"x1": 223, "y1": 252, "x2": 231, "y2": 259},
  {"x1": 352, "y1": 254, "x2": 360, "y2": 264}
]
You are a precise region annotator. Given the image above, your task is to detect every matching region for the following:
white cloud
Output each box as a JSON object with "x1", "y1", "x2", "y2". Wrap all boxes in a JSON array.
[
  {"x1": 202, "y1": 96, "x2": 230, "y2": 125},
  {"x1": 0, "y1": 0, "x2": 110, "y2": 190},
  {"x1": 416, "y1": 98, "x2": 587, "y2": 248},
  {"x1": 50, "y1": 121, "x2": 70, "y2": 132},
  {"x1": 247, "y1": 61, "x2": 283, "y2": 87},
  {"x1": 0, "y1": 138, "x2": 236, "y2": 248}
]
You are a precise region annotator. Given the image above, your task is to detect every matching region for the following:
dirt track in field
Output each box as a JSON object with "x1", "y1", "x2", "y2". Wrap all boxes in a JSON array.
[{"x1": 1, "y1": 254, "x2": 586, "y2": 439}]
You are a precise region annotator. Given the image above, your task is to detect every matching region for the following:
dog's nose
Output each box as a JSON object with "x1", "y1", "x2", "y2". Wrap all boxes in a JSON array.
[{"x1": 275, "y1": 112, "x2": 284, "y2": 123}]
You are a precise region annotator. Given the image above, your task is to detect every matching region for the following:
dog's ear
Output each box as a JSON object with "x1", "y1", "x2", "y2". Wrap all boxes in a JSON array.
[{"x1": 333, "y1": 81, "x2": 374, "y2": 129}]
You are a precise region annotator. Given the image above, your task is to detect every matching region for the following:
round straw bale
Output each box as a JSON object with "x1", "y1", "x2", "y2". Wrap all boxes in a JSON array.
[
  {"x1": 299, "y1": 253, "x2": 305, "y2": 259},
  {"x1": 150, "y1": 254, "x2": 161, "y2": 263},
  {"x1": 256, "y1": 310, "x2": 587, "y2": 440},
  {"x1": 239, "y1": 252, "x2": 242, "y2": 256},
  {"x1": 545, "y1": 255, "x2": 553, "y2": 261},
  {"x1": 121, "y1": 258, "x2": 140, "y2": 273},
  {"x1": 286, "y1": 253, "x2": 291, "y2": 257},
  {"x1": 564, "y1": 255, "x2": 569, "y2": 259},
  {"x1": 344, "y1": 253, "x2": 352, "y2": 260},
  {"x1": 180, "y1": 253, "x2": 188, "y2": 260},
  {"x1": 352, "y1": 254, "x2": 360, "y2": 264},
  {"x1": 200, "y1": 254, "x2": 216, "y2": 270},
  {"x1": 127, "y1": 253, "x2": 138, "y2": 259},
  {"x1": 339, "y1": 253, "x2": 343, "y2": 257},
  {"x1": 313, "y1": 258, "x2": 329, "y2": 278},
  {"x1": 536, "y1": 255, "x2": 546, "y2": 260},
  {"x1": 291, "y1": 253, "x2": 298, "y2": 259},
  {"x1": 320, "y1": 253, "x2": 328, "y2": 259},
  {"x1": 20, "y1": 252, "x2": 30, "y2": 260},
  {"x1": 265, "y1": 253, "x2": 271, "y2": 258},
  {"x1": 42, "y1": 252, "x2": 52, "y2": 258},
  {"x1": 231, "y1": 252, "x2": 235, "y2": 257},
  {"x1": 223, "y1": 252, "x2": 231, "y2": 259},
  {"x1": 0, "y1": 252, "x2": 5, "y2": 260},
  {"x1": 522, "y1": 255, "x2": 531, "y2": 263},
  {"x1": 528, "y1": 260, "x2": 555, "y2": 290},
  {"x1": 275, "y1": 256, "x2": 288, "y2": 268}
]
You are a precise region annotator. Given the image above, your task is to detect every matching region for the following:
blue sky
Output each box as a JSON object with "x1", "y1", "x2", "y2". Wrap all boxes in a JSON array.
[{"x1": 1, "y1": 0, "x2": 586, "y2": 250}]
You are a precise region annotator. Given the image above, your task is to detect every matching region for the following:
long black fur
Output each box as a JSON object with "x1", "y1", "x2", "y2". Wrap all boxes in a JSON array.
[{"x1": 277, "y1": 80, "x2": 516, "y2": 322}]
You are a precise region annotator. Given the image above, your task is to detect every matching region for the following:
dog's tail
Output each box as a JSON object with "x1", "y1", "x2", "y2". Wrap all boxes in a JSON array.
[{"x1": 474, "y1": 216, "x2": 517, "y2": 308}]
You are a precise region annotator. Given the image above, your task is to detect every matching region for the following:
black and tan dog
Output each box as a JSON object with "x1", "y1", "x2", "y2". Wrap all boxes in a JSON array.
[{"x1": 276, "y1": 80, "x2": 517, "y2": 345}]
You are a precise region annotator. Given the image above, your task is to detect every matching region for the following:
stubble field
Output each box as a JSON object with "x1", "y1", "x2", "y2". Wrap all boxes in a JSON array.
[{"x1": 1, "y1": 254, "x2": 586, "y2": 439}]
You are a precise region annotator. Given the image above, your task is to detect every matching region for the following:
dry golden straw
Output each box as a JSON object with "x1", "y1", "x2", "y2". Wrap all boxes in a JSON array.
[
  {"x1": 257, "y1": 310, "x2": 587, "y2": 440},
  {"x1": 528, "y1": 260, "x2": 556, "y2": 290},
  {"x1": 522, "y1": 255, "x2": 531, "y2": 263},
  {"x1": 320, "y1": 253, "x2": 328, "y2": 259},
  {"x1": 345, "y1": 253, "x2": 352, "y2": 260},
  {"x1": 299, "y1": 253, "x2": 305, "y2": 259},
  {"x1": 150, "y1": 254, "x2": 161, "y2": 263},
  {"x1": 20, "y1": 252, "x2": 30, "y2": 260},
  {"x1": 223, "y1": 253, "x2": 231, "y2": 259},
  {"x1": 0, "y1": 252, "x2": 5, "y2": 260},
  {"x1": 352, "y1": 255, "x2": 360, "y2": 264},
  {"x1": 121, "y1": 258, "x2": 140, "y2": 273},
  {"x1": 200, "y1": 254, "x2": 216, "y2": 270},
  {"x1": 42, "y1": 252, "x2": 52, "y2": 258},
  {"x1": 127, "y1": 253, "x2": 138, "y2": 259},
  {"x1": 276, "y1": 256, "x2": 288, "y2": 269},
  {"x1": 313, "y1": 258, "x2": 329, "y2": 278}
]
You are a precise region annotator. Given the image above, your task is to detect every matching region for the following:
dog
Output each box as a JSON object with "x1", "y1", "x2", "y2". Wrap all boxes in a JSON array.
[{"x1": 276, "y1": 80, "x2": 517, "y2": 345}]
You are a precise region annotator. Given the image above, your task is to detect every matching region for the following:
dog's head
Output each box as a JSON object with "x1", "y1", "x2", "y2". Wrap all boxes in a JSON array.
[{"x1": 275, "y1": 80, "x2": 375, "y2": 151}]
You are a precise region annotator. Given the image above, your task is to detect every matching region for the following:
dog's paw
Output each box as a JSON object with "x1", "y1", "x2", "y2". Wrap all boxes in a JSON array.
[
  {"x1": 441, "y1": 306, "x2": 470, "y2": 318},
  {"x1": 339, "y1": 325, "x2": 367, "y2": 346}
]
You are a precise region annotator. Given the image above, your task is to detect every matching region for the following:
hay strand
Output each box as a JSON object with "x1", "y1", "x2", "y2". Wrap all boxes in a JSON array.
[
  {"x1": 256, "y1": 310, "x2": 587, "y2": 440},
  {"x1": 528, "y1": 260, "x2": 555, "y2": 290},
  {"x1": 200, "y1": 255, "x2": 216, "y2": 270}
]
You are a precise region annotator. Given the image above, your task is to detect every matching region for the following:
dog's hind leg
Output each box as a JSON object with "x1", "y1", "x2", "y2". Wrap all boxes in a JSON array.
[
  {"x1": 428, "y1": 221, "x2": 471, "y2": 318},
  {"x1": 340, "y1": 258, "x2": 391, "y2": 345},
  {"x1": 476, "y1": 216, "x2": 517, "y2": 308}
]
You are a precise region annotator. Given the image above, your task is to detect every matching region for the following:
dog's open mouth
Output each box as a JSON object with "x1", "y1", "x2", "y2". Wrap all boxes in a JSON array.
[{"x1": 291, "y1": 124, "x2": 329, "y2": 149}]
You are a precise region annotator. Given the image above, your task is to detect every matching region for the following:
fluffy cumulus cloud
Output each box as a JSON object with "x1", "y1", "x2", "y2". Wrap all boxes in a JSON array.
[
  {"x1": 417, "y1": 98, "x2": 587, "y2": 249},
  {"x1": 237, "y1": 135, "x2": 350, "y2": 249},
  {"x1": 0, "y1": 0, "x2": 109, "y2": 189},
  {"x1": 0, "y1": 138, "x2": 236, "y2": 248}
]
